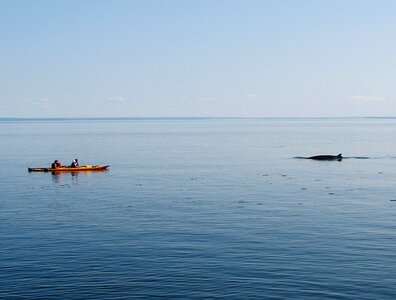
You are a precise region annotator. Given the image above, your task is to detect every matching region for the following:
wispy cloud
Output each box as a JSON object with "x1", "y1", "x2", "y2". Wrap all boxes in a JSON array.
[
  {"x1": 25, "y1": 98, "x2": 53, "y2": 108},
  {"x1": 197, "y1": 96, "x2": 217, "y2": 102},
  {"x1": 34, "y1": 98, "x2": 52, "y2": 107},
  {"x1": 107, "y1": 96, "x2": 126, "y2": 102},
  {"x1": 245, "y1": 93, "x2": 260, "y2": 99},
  {"x1": 350, "y1": 95, "x2": 385, "y2": 102}
]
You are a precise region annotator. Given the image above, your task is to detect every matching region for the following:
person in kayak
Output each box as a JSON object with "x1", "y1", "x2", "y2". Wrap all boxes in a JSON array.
[
  {"x1": 70, "y1": 159, "x2": 79, "y2": 168},
  {"x1": 51, "y1": 160, "x2": 62, "y2": 168}
]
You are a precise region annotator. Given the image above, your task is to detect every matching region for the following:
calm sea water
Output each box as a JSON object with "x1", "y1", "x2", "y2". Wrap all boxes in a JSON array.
[{"x1": 1, "y1": 118, "x2": 396, "y2": 299}]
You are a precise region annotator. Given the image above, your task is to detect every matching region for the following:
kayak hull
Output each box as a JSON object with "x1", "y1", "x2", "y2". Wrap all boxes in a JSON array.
[{"x1": 28, "y1": 165, "x2": 110, "y2": 172}]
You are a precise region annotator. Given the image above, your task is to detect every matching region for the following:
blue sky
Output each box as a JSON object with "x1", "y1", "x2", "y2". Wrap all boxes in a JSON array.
[{"x1": 1, "y1": 0, "x2": 395, "y2": 117}]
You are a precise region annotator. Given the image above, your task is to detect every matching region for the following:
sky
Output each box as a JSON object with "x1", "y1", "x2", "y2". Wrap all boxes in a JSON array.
[{"x1": 1, "y1": 0, "x2": 396, "y2": 118}]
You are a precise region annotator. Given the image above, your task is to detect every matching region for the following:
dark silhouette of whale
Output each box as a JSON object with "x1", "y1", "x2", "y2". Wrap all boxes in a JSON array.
[{"x1": 308, "y1": 154, "x2": 343, "y2": 161}]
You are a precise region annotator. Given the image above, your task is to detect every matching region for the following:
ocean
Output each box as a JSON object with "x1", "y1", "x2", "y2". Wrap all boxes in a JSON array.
[{"x1": 1, "y1": 118, "x2": 396, "y2": 299}]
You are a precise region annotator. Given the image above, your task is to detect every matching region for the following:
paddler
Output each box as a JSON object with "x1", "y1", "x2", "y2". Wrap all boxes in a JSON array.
[
  {"x1": 70, "y1": 159, "x2": 79, "y2": 168},
  {"x1": 51, "y1": 160, "x2": 62, "y2": 168}
]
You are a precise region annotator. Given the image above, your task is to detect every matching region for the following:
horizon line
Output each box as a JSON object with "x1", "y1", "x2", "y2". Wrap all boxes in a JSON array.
[{"x1": 1, "y1": 116, "x2": 396, "y2": 121}]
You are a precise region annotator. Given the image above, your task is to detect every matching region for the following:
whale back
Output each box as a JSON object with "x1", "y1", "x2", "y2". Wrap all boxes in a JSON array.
[{"x1": 308, "y1": 154, "x2": 343, "y2": 161}]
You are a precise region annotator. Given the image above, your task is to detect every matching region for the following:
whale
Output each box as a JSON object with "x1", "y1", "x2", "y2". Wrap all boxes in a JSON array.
[{"x1": 307, "y1": 154, "x2": 343, "y2": 161}]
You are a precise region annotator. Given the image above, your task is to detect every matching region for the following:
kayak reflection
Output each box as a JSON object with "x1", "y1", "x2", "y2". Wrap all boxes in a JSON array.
[{"x1": 50, "y1": 169, "x2": 108, "y2": 184}]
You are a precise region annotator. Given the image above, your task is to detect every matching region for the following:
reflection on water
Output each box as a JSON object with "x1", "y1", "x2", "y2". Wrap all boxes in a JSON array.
[
  {"x1": 50, "y1": 172, "x2": 80, "y2": 184},
  {"x1": 47, "y1": 170, "x2": 108, "y2": 185}
]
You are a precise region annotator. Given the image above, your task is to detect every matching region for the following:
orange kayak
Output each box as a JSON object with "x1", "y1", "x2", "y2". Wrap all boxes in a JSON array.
[{"x1": 28, "y1": 165, "x2": 110, "y2": 172}]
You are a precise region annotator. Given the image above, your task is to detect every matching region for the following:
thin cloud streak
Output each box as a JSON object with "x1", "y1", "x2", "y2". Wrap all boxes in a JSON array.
[
  {"x1": 107, "y1": 96, "x2": 126, "y2": 103},
  {"x1": 350, "y1": 96, "x2": 386, "y2": 102}
]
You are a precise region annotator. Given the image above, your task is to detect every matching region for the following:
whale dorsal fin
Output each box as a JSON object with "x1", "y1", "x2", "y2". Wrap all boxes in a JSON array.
[{"x1": 338, "y1": 154, "x2": 342, "y2": 157}]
